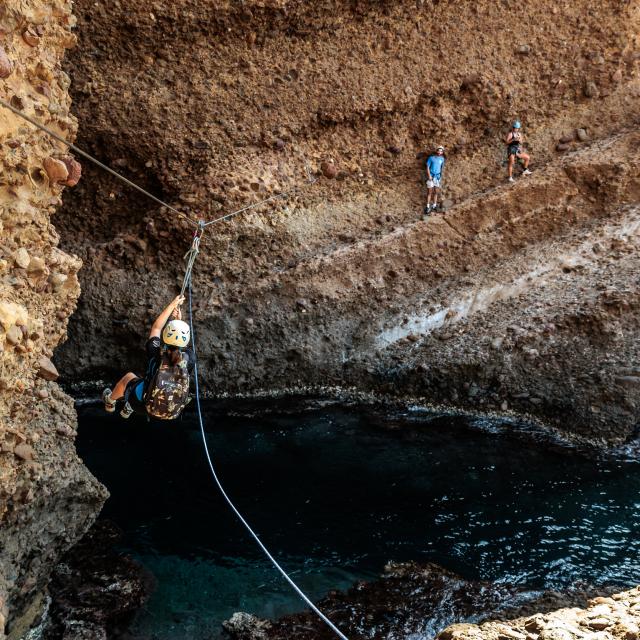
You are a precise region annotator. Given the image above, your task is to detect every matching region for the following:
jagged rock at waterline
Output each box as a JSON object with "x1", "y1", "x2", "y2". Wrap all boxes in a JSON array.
[{"x1": 222, "y1": 562, "x2": 620, "y2": 640}]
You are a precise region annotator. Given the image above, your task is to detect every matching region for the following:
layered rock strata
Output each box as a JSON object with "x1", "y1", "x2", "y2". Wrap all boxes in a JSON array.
[
  {"x1": 0, "y1": 2, "x2": 106, "y2": 638},
  {"x1": 55, "y1": 0, "x2": 640, "y2": 441}
]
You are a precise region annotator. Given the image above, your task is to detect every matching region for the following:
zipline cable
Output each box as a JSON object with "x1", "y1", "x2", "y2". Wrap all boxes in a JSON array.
[
  {"x1": 0, "y1": 97, "x2": 317, "y2": 230},
  {"x1": 186, "y1": 272, "x2": 350, "y2": 640},
  {"x1": 0, "y1": 96, "x2": 200, "y2": 228},
  {"x1": 2, "y1": 95, "x2": 346, "y2": 636}
]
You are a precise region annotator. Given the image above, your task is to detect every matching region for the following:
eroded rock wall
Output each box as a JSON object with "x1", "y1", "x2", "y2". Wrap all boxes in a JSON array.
[
  {"x1": 0, "y1": 2, "x2": 106, "y2": 637},
  {"x1": 54, "y1": 0, "x2": 640, "y2": 441}
]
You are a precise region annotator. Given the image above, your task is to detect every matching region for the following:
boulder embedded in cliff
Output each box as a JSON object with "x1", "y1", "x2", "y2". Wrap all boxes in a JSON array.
[
  {"x1": 43, "y1": 157, "x2": 69, "y2": 184},
  {"x1": 0, "y1": 46, "x2": 13, "y2": 78},
  {"x1": 37, "y1": 356, "x2": 59, "y2": 381},
  {"x1": 60, "y1": 155, "x2": 82, "y2": 187},
  {"x1": 13, "y1": 444, "x2": 35, "y2": 461},
  {"x1": 321, "y1": 161, "x2": 338, "y2": 179},
  {"x1": 13, "y1": 248, "x2": 30, "y2": 269}
]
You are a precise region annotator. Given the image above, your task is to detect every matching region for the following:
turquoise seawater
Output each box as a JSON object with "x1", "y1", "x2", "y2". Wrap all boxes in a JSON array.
[{"x1": 76, "y1": 400, "x2": 640, "y2": 640}]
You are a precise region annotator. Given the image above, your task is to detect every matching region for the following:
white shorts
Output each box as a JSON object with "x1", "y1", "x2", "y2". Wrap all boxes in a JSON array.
[{"x1": 426, "y1": 176, "x2": 441, "y2": 189}]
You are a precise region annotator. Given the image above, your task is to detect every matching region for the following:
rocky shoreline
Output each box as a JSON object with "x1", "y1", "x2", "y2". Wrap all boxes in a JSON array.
[{"x1": 222, "y1": 562, "x2": 622, "y2": 640}]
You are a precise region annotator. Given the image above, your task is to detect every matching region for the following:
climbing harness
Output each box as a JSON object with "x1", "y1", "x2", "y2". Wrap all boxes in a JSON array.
[
  {"x1": 0, "y1": 95, "x2": 348, "y2": 639},
  {"x1": 186, "y1": 274, "x2": 349, "y2": 640},
  {"x1": 180, "y1": 222, "x2": 204, "y2": 296}
]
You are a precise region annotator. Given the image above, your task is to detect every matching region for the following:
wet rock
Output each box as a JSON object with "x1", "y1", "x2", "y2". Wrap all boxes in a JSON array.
[
  {"x1": 60, "y1": 156, "x2": 82, "y2": 187},
  {"x1": 223, "y1": 612, "x2": 273, "y2": 640},
  {"x1": 43, "y1": 521, "x2": 150, "y2": 640},
  {"x1": 60, "y1": 620, "x2": 107, "y2": 640},
  {"x1": 43, "y1": 157, "x2": 69, "y2": 184},
  {"x1": 0, "y1": 46, "x2": 13, "y2": 78},
  {"x1": 321, "y1": 161, "x2": 337, "y2": 179},
  {"x1": 13, "y1": 443, "x2": 34, "y2": 461},
  {"x1": 576, "y1": 129, "x2": 588, "y2": 142},
  {"x1": 584, "y1": 82, "x2": 600, "y2": 98},
  {"x1": 37, "y1": 356, "x2": 59, "y2": 381}
]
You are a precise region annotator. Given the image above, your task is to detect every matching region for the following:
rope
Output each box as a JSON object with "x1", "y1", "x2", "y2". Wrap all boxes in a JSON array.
[
  {"x1": 180, "y1": 225, "x2": 204, "y2": 296},
  {"x1": 0, "y1": 97, "x2": 200, "y2": 228},
  {"x1": 186, "y1": 275, "x2": 349, "y2": 640},
  {"x1": 0, "y1": 97, "x2": 318, "y2": 230},
  {"x1": 2, "y1": 95, "x2": 344, "y2": 636}
]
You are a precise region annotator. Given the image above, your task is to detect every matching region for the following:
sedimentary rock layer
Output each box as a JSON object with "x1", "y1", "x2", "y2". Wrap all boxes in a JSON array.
[
  {"x1": 55, "y1": 0, "x2": 640, "y2": 441},
  {"x1": 0, "y1": 2, "x2": 106, "y2": 637}
]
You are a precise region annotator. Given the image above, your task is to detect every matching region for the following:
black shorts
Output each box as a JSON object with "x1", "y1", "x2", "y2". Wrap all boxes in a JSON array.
[
  {"x1": 124, "y1": 376, "x2": 147, "y2": 413},
  {"x1": 507, "y1": 144, "x2": 521, "y2": 157}
]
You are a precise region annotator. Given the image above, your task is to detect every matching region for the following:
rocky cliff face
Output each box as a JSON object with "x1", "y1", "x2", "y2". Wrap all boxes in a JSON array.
[
  {"x1": 55, "y1": 0, "x2": 639, "y2": 443},
  {"x1": 0, "y1": 0, "x2": 637, "y2": 638},
  {"x1": 0, "y1": 2, "x2": 106, "y2": 638}
]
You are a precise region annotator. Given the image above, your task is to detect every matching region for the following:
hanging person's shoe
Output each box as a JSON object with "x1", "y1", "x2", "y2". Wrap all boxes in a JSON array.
[
  {"x1": 120, "y1": 402, "x2": 134, "y2": 419},
  {"x1": 102, "y1": 388, "x2": 116, "y2": 413}
]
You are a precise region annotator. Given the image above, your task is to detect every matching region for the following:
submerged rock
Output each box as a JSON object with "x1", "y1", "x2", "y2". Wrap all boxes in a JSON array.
[{"x1": 41, "y1": 521, "x2": 151, "y2": 639}]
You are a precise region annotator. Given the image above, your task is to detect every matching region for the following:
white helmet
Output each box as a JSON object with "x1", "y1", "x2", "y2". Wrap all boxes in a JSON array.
[{"x1": 162, "y1": 319, "x2": 190, "y2": 347}]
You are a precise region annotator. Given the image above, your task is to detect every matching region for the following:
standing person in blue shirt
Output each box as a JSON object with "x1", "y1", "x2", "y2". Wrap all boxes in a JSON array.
[{"x1": 424, "y1": 145, "x2": 446, "y2": 215}]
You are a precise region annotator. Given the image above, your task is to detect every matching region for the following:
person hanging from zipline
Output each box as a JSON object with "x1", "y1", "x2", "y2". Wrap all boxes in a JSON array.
[
  {"x1": 424, "y1": 145, "x2": 446, "y2": 215},
  {"x1": 102, "y1": 294, "x2": 194, "y2": 419},
  {"x1": 505, "y1": 120, "x2": 532, "y2": 182}
]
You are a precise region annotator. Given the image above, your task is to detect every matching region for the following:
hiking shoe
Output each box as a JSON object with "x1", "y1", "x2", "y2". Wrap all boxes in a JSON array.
[
  {"x1": 508, "y1": 176, "x2": 515, "y2": 183},
  {"x1": 102, "y1": 388, "x2": 116, "y2": 413},
  {"x1": 120, "y1": 402, "x2": 134, "y2": 419},
  {"x1": 522, "y1": 169, "x2": 532, "y2": 176}
]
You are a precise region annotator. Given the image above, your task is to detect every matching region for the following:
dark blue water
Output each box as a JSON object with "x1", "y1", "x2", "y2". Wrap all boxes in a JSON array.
[{"x1": 76, "y1": 399, "x2": 640, "y2": 640}]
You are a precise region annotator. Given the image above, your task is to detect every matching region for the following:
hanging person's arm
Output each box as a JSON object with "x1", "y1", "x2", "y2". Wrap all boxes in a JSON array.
[{"x1": 150, "y1": 295, "x2": 185, "y2": 339}]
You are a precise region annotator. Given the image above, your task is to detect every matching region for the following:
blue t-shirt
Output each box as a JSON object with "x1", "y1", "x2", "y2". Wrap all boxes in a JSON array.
[{"x1": 426, "y1": 155, "x2": 445, "y2": 179}]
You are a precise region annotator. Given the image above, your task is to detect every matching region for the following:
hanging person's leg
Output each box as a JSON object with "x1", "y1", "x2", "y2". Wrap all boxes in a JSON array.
[{"x1": 103, "y1": 372, "x2": 137, "y2": 412}]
